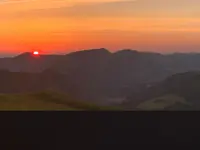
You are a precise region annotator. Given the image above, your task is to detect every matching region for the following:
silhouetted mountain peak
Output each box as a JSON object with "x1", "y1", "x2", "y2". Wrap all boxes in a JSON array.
[
  {"x1": 115, "y1": 49, "x2": 138, "y2": 55},
  {"x1": 67, "y1": 48, "x2": 111, "y2": 57},
  {"x1": 83, "y1": 48, "x2": 109, "y2": 53},
  {"x1": 14, "y1": 52, "x2": 32, "y2": 59}
]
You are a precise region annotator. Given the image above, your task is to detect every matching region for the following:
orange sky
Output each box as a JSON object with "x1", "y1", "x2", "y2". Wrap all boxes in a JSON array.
[{"x1": 1, "y1": 0, "x2": 200, "y2": 55}]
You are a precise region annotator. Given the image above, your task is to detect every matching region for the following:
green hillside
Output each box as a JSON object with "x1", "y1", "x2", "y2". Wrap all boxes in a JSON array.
[
  {"x1": 0, "y1": 91, "x2": 121, "y2": 111},
  {"x1": 136, "y1": 94, "x2": 191, "y2": 111}
]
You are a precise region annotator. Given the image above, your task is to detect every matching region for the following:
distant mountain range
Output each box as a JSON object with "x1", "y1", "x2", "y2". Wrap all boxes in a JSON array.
[{"x1": 1, "y1": 48, "x2": 200, "y2": 106}]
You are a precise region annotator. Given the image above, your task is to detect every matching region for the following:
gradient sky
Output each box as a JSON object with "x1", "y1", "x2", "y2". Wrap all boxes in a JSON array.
[{"x1": 1, "y1": 0, "x2": 200, "y2": 55}]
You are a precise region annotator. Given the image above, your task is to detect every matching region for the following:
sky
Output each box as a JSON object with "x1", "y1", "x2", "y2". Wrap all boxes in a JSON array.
[{"x1": 1, "y1": 0, "x2": 200, "y2": 55}]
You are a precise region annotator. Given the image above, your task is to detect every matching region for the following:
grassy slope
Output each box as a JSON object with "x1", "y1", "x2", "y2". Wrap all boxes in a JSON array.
[
  {"x1": 0, "y1": 91, "x2": 122, "y2": 111},
  {"x1": 136, "y1": 94, "x2": 191, "y2": 111}
]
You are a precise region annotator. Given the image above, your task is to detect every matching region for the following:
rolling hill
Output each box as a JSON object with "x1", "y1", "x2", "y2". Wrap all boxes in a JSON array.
[
  {"x1": 122, "y1": 71, "x2": 200, "y2": 110},
  {"x1": 0, "y1": 91, "x2": 121, "y2": 111}
]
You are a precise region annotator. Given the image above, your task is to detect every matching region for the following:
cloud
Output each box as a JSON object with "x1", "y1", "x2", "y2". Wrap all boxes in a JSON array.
[
  {"x1": 14, "y1": 0, "x2": 200, "y2": 19},
  {"x1": 14, "y1": 0, "x2": 143, "y2": 18}
]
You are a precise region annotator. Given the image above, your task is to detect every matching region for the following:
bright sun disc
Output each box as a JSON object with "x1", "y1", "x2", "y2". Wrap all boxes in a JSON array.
[{"x1": 33, "y1": 51, "x2": 39, "y2": 55}]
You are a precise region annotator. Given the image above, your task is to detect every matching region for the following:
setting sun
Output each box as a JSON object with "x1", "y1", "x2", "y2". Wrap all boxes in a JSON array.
[{"x1": 33, "y1": 51, "x2": 39, "y2": 55}]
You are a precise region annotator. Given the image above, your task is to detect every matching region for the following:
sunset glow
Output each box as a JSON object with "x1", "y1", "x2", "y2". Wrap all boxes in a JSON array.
[{"x1": 1, "y1": 0, "x2": 200, "y2": 55}]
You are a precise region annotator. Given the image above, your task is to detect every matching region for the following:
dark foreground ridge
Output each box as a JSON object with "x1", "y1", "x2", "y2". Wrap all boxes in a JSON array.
[{"x1": 0, "y1": 91, "x2": 121, "y2": 111}]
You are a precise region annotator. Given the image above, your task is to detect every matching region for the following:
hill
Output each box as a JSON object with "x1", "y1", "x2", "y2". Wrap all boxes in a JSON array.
[
  {"x1": 0, "y1": 91, "x2": 121, "y2": 111},
  {"x1": 0, "y1": 52, "x2": 64, "y2": 72},
  {"x1": 122, "y1": 71, "x2": 200, "y2": 110}
]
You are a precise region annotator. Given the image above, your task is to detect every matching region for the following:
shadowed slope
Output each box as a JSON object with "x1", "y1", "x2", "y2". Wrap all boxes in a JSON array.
[
  {"x1": 0, "y1": 91, "x2": 122, "y2": 111},
  {"x1": 123, "y1": 71, "x2": 200, "y2": 110}
]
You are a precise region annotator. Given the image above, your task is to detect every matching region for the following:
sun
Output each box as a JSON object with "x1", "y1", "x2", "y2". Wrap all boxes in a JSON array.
[{"x1": 33, "y1": 51, "x2": 39, "y2": 56}]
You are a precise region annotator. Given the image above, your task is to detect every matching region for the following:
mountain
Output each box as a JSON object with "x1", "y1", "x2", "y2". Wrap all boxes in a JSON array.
[
  {"x1": 50, "y1": 49, "x2": 200, "y2": 102},
  {"x1": 0, "y1": 52, "x2": 64, "y2": 72},
  {"x1": 2, "y1": 49, "x2": 200, "y2": 105},
  {"x1": 122, "y1": 71, "x2": 200, "y2": 110},
  {"x1": 51, "y1": 48, "x2": 112, "y2": 101}
]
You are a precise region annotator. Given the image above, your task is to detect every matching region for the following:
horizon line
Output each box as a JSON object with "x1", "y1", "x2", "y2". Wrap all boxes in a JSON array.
[{"x1": 1, "y1": 48, "x2": 200, "y2": 58}]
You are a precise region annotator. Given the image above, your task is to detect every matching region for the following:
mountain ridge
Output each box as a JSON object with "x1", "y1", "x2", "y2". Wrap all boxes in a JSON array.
[{"x1": 1, "y1": 48, "x2": 200, "y2": 105}]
